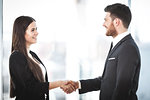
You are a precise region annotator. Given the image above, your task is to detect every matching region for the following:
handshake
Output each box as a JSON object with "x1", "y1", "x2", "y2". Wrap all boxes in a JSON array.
[{"x1": 60, "y1": 80, "x2": 79, "y2": 94}]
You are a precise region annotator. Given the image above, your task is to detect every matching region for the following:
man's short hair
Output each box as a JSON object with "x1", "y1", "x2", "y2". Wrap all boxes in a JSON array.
[{"x1": 104, "y1": 3, "x2": 132, "y2": 28}]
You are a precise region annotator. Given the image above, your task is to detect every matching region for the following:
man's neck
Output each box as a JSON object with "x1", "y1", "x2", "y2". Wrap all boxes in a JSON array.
[{"x1": 113, "y1": 28, "x2": 127, "y2": 38}]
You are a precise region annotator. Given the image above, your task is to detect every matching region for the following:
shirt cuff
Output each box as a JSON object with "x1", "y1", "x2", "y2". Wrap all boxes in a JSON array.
[{"x1": 78, "y1": 81, "x2": 81, "y2": 89}]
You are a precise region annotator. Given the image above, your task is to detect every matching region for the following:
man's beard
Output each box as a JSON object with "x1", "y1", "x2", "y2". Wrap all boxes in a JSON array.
[{"x1": 106, "y1": 23, "x2": 117, "y2": 37}]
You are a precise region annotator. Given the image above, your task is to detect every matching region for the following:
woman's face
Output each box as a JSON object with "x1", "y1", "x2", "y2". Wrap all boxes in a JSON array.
[{"x1": 25, "y1": 21, "x2": 38, "y2": 47}]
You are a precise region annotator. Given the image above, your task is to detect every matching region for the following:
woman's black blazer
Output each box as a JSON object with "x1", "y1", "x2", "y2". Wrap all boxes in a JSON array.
[{"x1": 9, "y1": 50, "x2": 49, "y2": 100}]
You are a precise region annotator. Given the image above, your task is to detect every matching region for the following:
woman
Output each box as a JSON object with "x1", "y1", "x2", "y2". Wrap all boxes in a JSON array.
[{"x1": 9, "y1": 16, "x2": 74, "y2": 100}]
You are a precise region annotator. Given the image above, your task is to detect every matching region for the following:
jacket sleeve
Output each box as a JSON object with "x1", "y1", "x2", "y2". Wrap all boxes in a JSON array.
[
  {"x1": 111, "y1": 44, "x2": 140, "y2": 100},
  {"x1": 79, "y1": 76, "x2": 101, "y2": 94},
  {"x1": 9, "y1": 51, "x2": 49, "y2": 96}
]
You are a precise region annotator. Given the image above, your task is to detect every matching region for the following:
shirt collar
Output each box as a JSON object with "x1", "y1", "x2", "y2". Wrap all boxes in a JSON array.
[{"x1": 112, "y1": 31, "x2": 129, "y2": 48}]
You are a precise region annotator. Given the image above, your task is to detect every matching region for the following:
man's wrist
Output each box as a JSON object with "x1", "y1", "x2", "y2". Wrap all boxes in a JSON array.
[{"x1": 78, "y1": 81, "x2": 81, "y2": 89}]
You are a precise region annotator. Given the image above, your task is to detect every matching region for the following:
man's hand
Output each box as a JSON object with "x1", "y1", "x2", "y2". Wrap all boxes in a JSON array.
[{"x1": 60, "y1": 80, "x2": 79, "y2": 94}]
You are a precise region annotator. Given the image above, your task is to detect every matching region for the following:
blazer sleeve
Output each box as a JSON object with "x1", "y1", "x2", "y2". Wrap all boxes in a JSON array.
[
  {"x1": 9, "y1": 51, "x2": 49, "y2": 96},
  {"x1": 79, "y1": 76, "x2": 101, "y2": 94},
  {"x1": 111, "y1": 43, "x2": 140, "y2": 100}
]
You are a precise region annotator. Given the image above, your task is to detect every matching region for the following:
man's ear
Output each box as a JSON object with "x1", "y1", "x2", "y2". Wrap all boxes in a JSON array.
[{"x1": 113, "y1": 18, "x2": 120, "y2": 27}]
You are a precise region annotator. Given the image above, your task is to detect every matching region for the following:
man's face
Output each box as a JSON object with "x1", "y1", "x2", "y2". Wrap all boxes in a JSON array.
[{"x1": 103, "y1": 12, "x2": 117, "y2": 38}]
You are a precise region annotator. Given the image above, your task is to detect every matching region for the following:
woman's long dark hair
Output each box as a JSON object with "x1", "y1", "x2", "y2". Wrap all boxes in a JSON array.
[{"x1": 10, "y1": 16, "x2": 44, "y2": 98}]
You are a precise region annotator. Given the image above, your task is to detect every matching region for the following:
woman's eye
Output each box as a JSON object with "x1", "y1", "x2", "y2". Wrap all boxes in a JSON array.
[
  {"x1": 31, "y1": 29, "x2": 34, "y2": 32},
  {"x1": 31, "y1": 27, "x2": 37, "y2": 32},
  {"x1": 31, "y1": 28, "x2": 35, "y2": 32},
  {"x1": 31, "y1": 28, "x2": 37, "y2": 32}
]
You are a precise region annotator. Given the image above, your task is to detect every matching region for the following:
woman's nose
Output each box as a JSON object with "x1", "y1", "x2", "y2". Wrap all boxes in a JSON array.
[{"x1": 35, "y1": 30, "x2": 38, "y2": 35}]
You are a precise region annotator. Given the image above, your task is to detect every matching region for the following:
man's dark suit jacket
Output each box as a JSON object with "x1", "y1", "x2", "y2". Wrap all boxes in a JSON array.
[
  {"x1": 79, "y1": 34, "x2": 141, "y2": 100},
  {"x1": 9, "y1": 51, "x2": 49, "y2": 100}
]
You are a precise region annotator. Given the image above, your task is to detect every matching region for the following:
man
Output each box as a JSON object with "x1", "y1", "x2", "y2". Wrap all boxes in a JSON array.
[{"x1": 62, "y1": 3, "x2": 141, "y2": 100}]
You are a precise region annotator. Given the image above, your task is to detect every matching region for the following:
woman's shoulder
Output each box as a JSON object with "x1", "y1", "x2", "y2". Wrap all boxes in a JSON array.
[{"x1": 10, "y1": 50, "x2": 26, "y2": 60}]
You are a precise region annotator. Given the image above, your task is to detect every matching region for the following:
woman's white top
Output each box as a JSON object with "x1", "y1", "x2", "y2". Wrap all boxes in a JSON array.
[{"x1": 28, "y1": 51, "x2": 46, "y2": 81}]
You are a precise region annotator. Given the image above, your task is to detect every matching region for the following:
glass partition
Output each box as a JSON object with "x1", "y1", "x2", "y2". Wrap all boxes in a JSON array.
[{"x1": 0, "y1": 0, "x2": 3, "y2": 100}]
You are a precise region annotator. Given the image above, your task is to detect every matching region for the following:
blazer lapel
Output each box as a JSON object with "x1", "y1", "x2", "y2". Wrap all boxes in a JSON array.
[
  {"x1": 102, "y1": 34, "x2": 132, "y2": 77},
  {"x1": 108, "y1": 34, "x2": 132, "y2": 57},
  {"x1": 30, "y1": 51, "x2": 49, "y2": 82}
]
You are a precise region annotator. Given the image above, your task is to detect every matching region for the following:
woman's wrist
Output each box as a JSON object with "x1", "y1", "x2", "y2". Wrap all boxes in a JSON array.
[
  {"x1": 58, "y1": 80, "x2": 66, "y2": 87},
  {"x1": 49, "y1": 80, "x2": 67, "y2": 90},
  {"x1": 57, "y1": 81, "x2": 63, "y2": 87}
]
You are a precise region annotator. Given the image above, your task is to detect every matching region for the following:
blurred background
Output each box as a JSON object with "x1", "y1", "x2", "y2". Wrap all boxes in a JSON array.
[{"x1": 0, "y1": 0, "x2": 150, "y2": 100}]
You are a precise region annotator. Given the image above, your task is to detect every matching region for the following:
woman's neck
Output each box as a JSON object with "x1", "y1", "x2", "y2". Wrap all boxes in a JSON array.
[{"x1": 26, "y1": 45, "x2": 30, "y2": 56}]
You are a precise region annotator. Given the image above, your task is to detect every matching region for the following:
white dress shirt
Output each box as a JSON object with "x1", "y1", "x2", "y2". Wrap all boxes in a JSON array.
[{"x1": 112, "y1": 31, "x2": 129, "y2": 49}]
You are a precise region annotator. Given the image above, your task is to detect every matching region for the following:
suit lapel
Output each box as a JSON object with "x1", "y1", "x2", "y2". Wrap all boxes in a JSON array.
[
  {"x1": 108, "y1": 34, "x2": 132, "y2": 57},
  {"x1": 102, "y1": 34, "x2": 132, "y2": 77}
]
